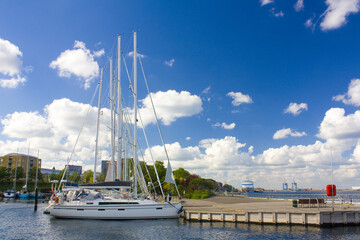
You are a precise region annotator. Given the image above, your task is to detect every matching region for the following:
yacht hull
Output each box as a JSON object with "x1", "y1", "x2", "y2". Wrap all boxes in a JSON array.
[
  {"x1": 4, "y1": 193, "x2": 16, "y2": 198},
  {"x1": 49, "y1": 202, "x2": 181, "y2": 220}
]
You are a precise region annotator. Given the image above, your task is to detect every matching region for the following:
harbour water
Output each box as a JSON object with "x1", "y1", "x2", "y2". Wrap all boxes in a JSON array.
[{"x1": 1, "y1": 200, "x2": 360, "y2": 240}]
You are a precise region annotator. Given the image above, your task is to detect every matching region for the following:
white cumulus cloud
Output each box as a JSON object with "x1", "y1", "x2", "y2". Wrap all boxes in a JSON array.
[
  {"x1": 273, "y1": 128, "x2": 307, "y2": 139},
  {"x1": 0, "y1": 38, "x2": 27, "y2": 88},
  {"x1": 145, "y1": 136, "x2": 248, "y2": 173},
  {"x1": 127, "y1": 51, "x2": 146, "y2": 59},
  {"x1": 333, "y1": 79, "x2": 360, "y2": 106},
  {"x1": 317, "y1": 108, "x2": 360, "y2": 140},
  {"x1": 0, "y1": 75, "x2": 26, "y2": 88},
  {"x1": 294, "y1": 0, "x2": 304, "y2": 11},
  {"x1": 0, "y1": 98, "x2": 113, "y2": 170},
  {"x1": 320, "y1": 0, "x2": 360, "y2": 31},
  {"x1": 270, "y1": 8, "x2": 285, "y2": 17},
  {"x1": 213, "y1": 122, "x2": 236, "y2": 130},
  {"x1": 93, "y1": 49, "x2": 105, "y2": 58},
  {"x1": 260, "y1": 0, "x2": 274, "y2": 6},
  {"x1": 164, "y1": 58, "x2": 175, "y2": 67},
  {"x1": 304, "y1": 17, "x2": 315, "y2": 28},
  {"x1": 202, "y1": 86, "x2": 211, "y2": 94},
  {"x1": 139, "y1": 90, "x2": 203, "y2": 126},
  {"x1": 227, "y1": 91, "x2": 253, "y2": 106},
  {"x1": 284, "y1": 102, "x2": 308, "y2": 116},
  {"x1": 49, "y1": 40, "x2": 101, "y2": 89}
]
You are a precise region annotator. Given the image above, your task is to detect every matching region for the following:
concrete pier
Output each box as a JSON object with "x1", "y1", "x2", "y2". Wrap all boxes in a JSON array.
[{"x1": 181, "y1": 196, "x2": 360, "y2": 227}]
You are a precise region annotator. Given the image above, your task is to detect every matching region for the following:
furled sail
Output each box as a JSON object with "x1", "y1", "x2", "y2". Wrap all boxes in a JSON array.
[
  {"x1": 164, "y1": 161, "x2": 175, "y2": 184},
  {"x1": 105, "y1": 162, "x2": 113, "y2": 182}
]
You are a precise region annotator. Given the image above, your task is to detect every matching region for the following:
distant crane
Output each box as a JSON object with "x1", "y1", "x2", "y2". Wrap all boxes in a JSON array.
[
  {"x1": 282, "y1": 179, "x2": 288, "y2": 191},
  {"x1": 292, "y1": 177, "x2": 298, "y2": 191}
]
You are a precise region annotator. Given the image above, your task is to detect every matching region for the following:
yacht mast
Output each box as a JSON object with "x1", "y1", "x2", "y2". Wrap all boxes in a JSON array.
[
  {"x1": 25, "y1": 142, "x2": 30, "y2": 191},
  {"x1": 94, "y1": 68, "x2": 103, "y2": 182},
  {"x1": 124, "y1": 133, "x2": 128, "y2": 180},
  {"x1": 117, "y1": 34, "x2": 123, "y2": 180},
  {"x1": 13, "y1": 148, "x2": 18, "y2": 191},
  {"x1": 35, "y1": 150, "x2": 39, "y2": 189},
  {"x1": 110, "y1": 57, "x2": 116, "y2": 181},
  {"x1": 133, "y1": 31, "x2": 138, "y2": 198}
]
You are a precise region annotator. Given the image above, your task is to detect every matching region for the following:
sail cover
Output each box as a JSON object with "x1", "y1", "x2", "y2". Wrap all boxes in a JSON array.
[
  {"x1": 165, "y1": 161, "x2": 176, "y2": 184},
  {"x1": 105, "y1": 162, "x2": 113, "y2": 182}
]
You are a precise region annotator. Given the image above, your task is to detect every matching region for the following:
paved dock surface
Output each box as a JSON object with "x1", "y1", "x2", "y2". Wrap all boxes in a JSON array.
[
  {"x1": 181, "y1": 196, "x2": 360, "y2": 226},
  {"x1": 182, "y1": 195, "x2": 360, "y2": 213}
]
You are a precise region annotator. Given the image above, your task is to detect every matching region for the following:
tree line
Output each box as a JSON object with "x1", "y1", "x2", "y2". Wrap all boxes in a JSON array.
[{"x1": 0, "y1": 162, "x2": 238, "y2": 199}]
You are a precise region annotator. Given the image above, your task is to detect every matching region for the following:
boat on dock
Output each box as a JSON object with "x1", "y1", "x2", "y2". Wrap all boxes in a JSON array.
[
  {"x1": 3, "y1": 189, "x2": 16, "y2": 198},
  {"x1": 49, "y1": 182, "x2": 181, "y2": 219},
  {"x1": 47, "y1": 32, "x2": 182, "y2": 220}
]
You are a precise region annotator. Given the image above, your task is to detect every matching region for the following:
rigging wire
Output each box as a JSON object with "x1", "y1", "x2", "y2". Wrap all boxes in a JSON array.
[
  {"x1": 58, "y1": 82, "x2": 100, "y2": 191},
  {"x1": 122, "y1": 52, "x2": 165, "y2": 197},
  {"x1": 138, "y1": 56, "x2": 181, "y2": 197}
]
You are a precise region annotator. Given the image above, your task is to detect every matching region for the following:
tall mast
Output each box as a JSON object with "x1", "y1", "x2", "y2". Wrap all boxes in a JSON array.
[
  {"x1": 25, "y1": 143, "x2": 30, "y2": 192},
  {"x1": 110, "y1": 57, "x2": 116, "y2": 181},
  {"x1": 133, "y1": 31, "x2": 138, "y2": 198},
  {"x1": 124, "y1": 133, "x2": 128, "y2": 180},
  {"x1": 13, "y1": 148, "x2": 18, "y2": 190},
  {"x1": 94, "y1": 68, "x2": 103, "y2": 182},
  {"x1": 35, "y1": 150, "x2": 39, "y2": 189},
  {"x1": 117, "y1": 34, "x2": 123, "y2": 180}
]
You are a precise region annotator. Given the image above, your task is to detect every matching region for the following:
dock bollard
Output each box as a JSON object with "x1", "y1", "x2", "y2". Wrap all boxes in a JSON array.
[{"x1": 34, "y1": 188, "x2": 38, "y2": 211}]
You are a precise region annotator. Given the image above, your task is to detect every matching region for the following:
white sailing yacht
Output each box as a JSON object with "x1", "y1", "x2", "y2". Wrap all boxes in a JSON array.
[{"x1": 48, "y1": 32, "x2": 182, "y2": 219}]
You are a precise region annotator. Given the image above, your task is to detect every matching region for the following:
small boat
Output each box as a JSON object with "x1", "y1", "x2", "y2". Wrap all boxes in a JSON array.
[
  {"x1": 19, "y1": 191, "x2": 30, "y2": 199},
  {"x1": 3, "y1": 189, "x2": 16, "y2": 198},
  {"x1": 30, "y1": 193, "x2": 43, "y2": 199}
]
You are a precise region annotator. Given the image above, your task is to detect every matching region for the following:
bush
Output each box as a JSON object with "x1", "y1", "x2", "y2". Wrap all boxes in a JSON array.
[
  {"x1": 0, "y1": 180, "x2": 52, "y2": 192},
  {"x1": 185, "y1": 190, "x2": 215, "y2": 199}
]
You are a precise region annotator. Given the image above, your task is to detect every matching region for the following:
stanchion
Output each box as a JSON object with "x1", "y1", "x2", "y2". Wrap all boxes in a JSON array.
[{"x1": 34, "y1": 188, "x2": 38, "y2": 211}]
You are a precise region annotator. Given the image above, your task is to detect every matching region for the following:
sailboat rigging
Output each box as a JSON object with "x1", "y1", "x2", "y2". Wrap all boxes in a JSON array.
[{"x1": 46, "y1": 32, "x2": 182, "y2": 219}]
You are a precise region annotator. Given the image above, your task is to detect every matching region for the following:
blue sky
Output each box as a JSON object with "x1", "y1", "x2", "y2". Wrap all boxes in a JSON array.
[{"x1": 0, "y1": 0, "x2": 360, "y2": 189}]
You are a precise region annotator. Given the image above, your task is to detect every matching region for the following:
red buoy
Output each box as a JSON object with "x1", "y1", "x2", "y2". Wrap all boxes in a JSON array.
[{"x1": 326, "y1": 184, "x2": 336, "y2": 196}]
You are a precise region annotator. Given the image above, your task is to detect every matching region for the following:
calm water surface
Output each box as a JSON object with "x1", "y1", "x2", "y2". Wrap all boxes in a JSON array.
[{"x1": 1, "y1": 201, "x2": 360, "y2": 240}]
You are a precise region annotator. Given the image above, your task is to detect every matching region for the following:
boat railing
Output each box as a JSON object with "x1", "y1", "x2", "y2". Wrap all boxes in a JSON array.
[{"x1": 155, "y1": 195, "x2": 180, "y2": 203}]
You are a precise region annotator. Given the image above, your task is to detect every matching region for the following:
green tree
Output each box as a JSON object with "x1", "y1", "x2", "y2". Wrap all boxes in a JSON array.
[
  {"x1": 83, "y1": 170, "x2": 93, "y2": 183},
  {"x1": 96, "y1": 173, "x2": 105, "y2": 182},
  {"x1": 188, "y1": 178, "x2": 217, "y2": 191},
  {"x1": 29, "y1": 166, "x2": 43, "y2": 181},
  {"x1": 70, "y1": 171, "x2": 81, "y2": 183},
  {"x1": 11, "y1": 167, "x2": 25, "y2": 179},
  {"x1": 184, "y1": 174, "x2": 200, "y2": 188},
  {"x1": 173, "y1": 168, "x2": 191, "y2": 187},
  {"x1": 223, "y1": 184, "x2": 234, "y2": 192},
  {"x1": 173, "y1": 168, "x2": 190, "y2": 179},
  {"x1": 57, "y1": 168, "x2": 69, "y2": 181},
  {"x1": 155, "y1": 161, "x2": 166, "y2": 182},
  {"x1": 0, "y1": 166, "x2": 10, "y2": 181},
  {"x1": 49, "y1": 172, "x2": 58, "y2": 181}
]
